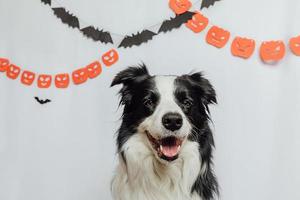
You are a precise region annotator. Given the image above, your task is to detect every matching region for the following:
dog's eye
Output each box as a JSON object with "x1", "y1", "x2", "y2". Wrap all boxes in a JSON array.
[
  {"x1": 183, "y1": 99, "x2": 193, "y2": 108},
  {"x1": 144, "y1": 98, "x2": 153, "y2": 107}
]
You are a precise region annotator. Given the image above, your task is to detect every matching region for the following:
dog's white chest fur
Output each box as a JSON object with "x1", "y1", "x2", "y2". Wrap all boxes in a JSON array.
[{"x1": 111, "y1": 134, "x2": 202, "y2": 200}]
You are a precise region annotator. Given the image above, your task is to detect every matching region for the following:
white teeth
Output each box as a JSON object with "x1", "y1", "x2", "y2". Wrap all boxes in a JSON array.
[{"x1": 160, "y1": 145, "x2": 163, "y2": 152}]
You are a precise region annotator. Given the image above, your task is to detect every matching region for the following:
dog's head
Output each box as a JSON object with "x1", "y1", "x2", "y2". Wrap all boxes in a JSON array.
[{"x1": 111, "y1": 64, "x2": 216, "y2": 162}]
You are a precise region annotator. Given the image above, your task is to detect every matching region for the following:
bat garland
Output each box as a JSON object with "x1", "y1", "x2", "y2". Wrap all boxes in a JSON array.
[
  {"x1": 40, "y1": 0, "x2": 220, "y2": 48},
  {"x1": 201, "y1": 0, "x2": 221, "y2": 9}
]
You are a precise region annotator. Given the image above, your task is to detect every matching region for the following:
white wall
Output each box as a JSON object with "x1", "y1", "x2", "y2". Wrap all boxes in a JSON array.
[{"x1": 1, "y1": 0, "x2": 300, "y2": 200}]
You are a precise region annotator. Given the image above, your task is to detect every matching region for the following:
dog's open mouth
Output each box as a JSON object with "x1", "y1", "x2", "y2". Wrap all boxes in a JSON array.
[{"x1": 146, "y1": 131, "x2": 183, "y2": 161}]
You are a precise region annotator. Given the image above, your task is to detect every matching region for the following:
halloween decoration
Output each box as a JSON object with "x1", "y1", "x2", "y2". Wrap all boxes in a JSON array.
[
  {"x1": 86, "y1": 61, "x2": 102, "y2": 79},
  {"x1": 201, "y1": 0, "x2": 221, "y2": 9},
  {"x1": 231, "y1": 37, "x2": 256, "y2": 59},
  {"x1": 52, "y1": 8, "x2": 79, "y2": 28},
  {"x1": 206, "y1": 26, "x2": 230, "y2": 48},
  {"x1": 185, "y1": 12, "x2": 209, "y2": 33},
  {"x1": 102, "y1": 49, "x2": 119, "y2": 67},
  {"x1": 80, "y1": 26, "x2": 113, "y2": 44},
  {"x1": 158, "y1": 11, "x2": 194, "y2": 33},
  {"x1": 0, "y1": 49, "x2": 119, "y2": 89},
  {"x1": 119, "y1": 30, "x2": 157, "y2": 48},
  {"x1": 0, "y1": 58, "x2": 9, "y2": 72},
  {"x1": 6, "y1": 64, "x2": 21, "y2": 80},
  {"x1": 55, "y1": 73, "x2": 70, "y2": 88},
  {"x1": 260, "y1": 41, "x2": 286, "y2": 63},
  {"x1": 34, "y1": 97, "x2": 51, "y2": 104},
  {"x1": 41, "y1": 0, "x2": 221, "y2": 48},
  {"x1": 289, "y1": 35, "x2": 300, "y2": 56},
  {"x1": 169, "y1": 0, "x2": 192, "y2": 15},
  {"x1": 21, "y1": 71, "x2": 36, "y2": 86}
]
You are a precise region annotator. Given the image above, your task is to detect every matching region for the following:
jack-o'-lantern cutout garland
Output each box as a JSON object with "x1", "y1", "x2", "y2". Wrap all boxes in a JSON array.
[
  {"x1": 170, "y1": 0, "x2": 300, "y2": 63},
  {"x1": 0, "y1": 49, "x2": 119, "y2": 89}
]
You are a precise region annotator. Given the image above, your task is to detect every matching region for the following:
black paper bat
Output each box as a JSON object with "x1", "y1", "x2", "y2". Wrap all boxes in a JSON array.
[
  {"x1": 118, "y1": 30, "x2": 157, "y2": 48},
  {"x1": 34, "y1": 97, "x2": 51, "y2": 104},
  {"x1": 41, "y1": 0, "x2": 51, "y2": 5},
  {"x1": 158, "y1": 11, "x2": 194, "y2": 33},
  {"x1": 201, "y1": 0, "x2": 221, "y2": 9},
  {"x1": 52, "y1": 7, "x2": 80, "y2": 28},
  {"x1": 80, "y1": 26, "x2": 113, "y2": 44}
]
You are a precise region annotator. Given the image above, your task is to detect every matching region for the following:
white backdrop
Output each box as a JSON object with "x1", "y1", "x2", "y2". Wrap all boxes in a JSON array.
[{"x1": 1, "y1": 0, "x2": 300, "y2": 200}]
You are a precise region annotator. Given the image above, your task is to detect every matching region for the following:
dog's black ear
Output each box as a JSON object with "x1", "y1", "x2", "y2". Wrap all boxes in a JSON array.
[
  {"x1": 187, "y1": 72, "x2": 217, "y2": 105},
  {"x1": 111, "y1": 63, "x2": 150, "y2": 87},
  {"x1": 111, "y1": 64, "x2": 150, "y2": 105}
]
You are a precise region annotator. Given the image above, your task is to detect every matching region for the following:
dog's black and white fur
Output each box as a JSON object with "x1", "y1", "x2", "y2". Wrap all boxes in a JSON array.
[{"x1": 111, "y1": 64, "x2": 218, "y2": 200}]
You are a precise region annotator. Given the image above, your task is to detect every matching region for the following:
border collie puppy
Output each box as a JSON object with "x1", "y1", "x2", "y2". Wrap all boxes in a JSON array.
[{"x1": 111, "y1": 64, "x2": 218, "y2": 200}]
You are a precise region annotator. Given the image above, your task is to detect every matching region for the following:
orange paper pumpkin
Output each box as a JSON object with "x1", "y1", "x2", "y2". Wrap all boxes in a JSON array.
[
  {"x1": 289, "y1": 35, "x2": 300, "y2": 56},
  {"x1": 260, "y1": 41, "x2": 285, "y2": 62},
  {"x1": 86, "y1": 61, "x2": 102, "y2": 79},
  {"x1": 6, "y1": 64, "x2": 21, "y2": 79},
  {"x1": 55, "y1": 73, "x2": 70, "y2": 88},
  {"x1": 186, "y1": 12, "x2": 209, "y2": 33},
  {"x1": 206, "y1": 26, "x2": 230, "y2": 48},
  {"x1": 169, "y1": 0, "x2": 192, "y2": 15},
  {"x1": 102, "y1": 49, "x2": 119, "y2": 67},
  {"x1": 0, "y1": 58, "x2": 9, "y2": 72},
  {"x1": 72, "y1": 68, "x2": 88, "y2": 85},
  {"x1": 37, "y1": 74, "x2": 52, "y2": 88},
  {"x1": 231, "y1": 37, "x2": 256, "y2": 59},
  {"x1": 21, "y1": 70, "x2": 35, "y2": 86}
]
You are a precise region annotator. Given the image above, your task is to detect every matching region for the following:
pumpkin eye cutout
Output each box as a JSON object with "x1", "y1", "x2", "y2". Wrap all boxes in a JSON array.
[
  {"x1": 169, "y1": 0, "x2": 192, "y2": 15},
  {"x1": 0, "y1": 58, "x2": 9, "y2": 72},
  {"x1": 289, "y1": 35, "x2": 300, "y2": 56},
  {"x1": 206, "y1": 26, "x2": 230, "y2": 48},
  {"x1": 72, "y1": 68, "x2": 88, "y2": 85},
  {"x1": 37, "y1": 74, "x2": 52, "y2": 88},
  {"x1": 86, "y1": 61, "x2": 102, "y2": 79},
  {"x1": 102, "y1": 49, "x2": 119, "y2": 67},
  {"x1": 21, "y1": 70, "x2": 35, "y2": 86},
  {"x1": 186, "y1": 12, "x2": 208, "y2": 33},
  {"x1": 231, "y1": 37, "x2": 256, "y2": 59},
  {"x1": 55, "y1": 73, "x2": 70, "y2": 88},
  {"x1": 6, "y1": 64, "x2": 21, "y2": 79},
  {"x1": 260, "y1": 41, "x2": 285, "y2": 63}
]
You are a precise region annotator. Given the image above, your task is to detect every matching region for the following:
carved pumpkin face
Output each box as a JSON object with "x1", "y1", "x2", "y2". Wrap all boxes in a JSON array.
[
  {"x1": 186, "y1": 12, "x2": 208, "y2": 33},
  {"x1": 102, "y1": 49, "x2": 119, "y2": 67},
  {"x1": 55, "y1": 73, "x2": 70, "y2": 88},
  {"x1": 72, "y1": 68, "x2": 88, "y2": 85},
  {"x1": 206, "y1": 26, "x2": 230, "y2": 48},
  {"x1": 0, "y1": 58, "x2": 9, "y2": 72},
  {"x1": 169, "y1": 0, "x2": 191, "y2": 15},
  {"x1": 289, "y1": 35, "x2": 300, "y2": 56},
  {"x1": 260, "y1": 41, "x2": 285, "y2": 62},
  {"x1": 86, "y1": 61, "x2": 102, "y2": 79},
  {"x1": 6, "y1": 64, "x2": 21, "y2": 79},
  {"x1": 21, "y1": 70, "x2": 35, "y2": 86},
  {"x1": 37, "y1": 74, "x2": 52, "y2": 88},
  {"x1": 231, "y1": 37, "x2": 256, "y2": 59}
]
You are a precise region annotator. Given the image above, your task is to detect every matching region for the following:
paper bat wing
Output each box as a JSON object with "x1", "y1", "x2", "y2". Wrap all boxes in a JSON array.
[{"x1": 201, "y1": 0, "x2": 221, "y2": 9}]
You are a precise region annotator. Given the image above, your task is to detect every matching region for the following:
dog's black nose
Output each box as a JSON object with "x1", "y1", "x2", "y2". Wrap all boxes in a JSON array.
[{"x1": 162, "y1": 113, "x2": 183, "y2": 131}]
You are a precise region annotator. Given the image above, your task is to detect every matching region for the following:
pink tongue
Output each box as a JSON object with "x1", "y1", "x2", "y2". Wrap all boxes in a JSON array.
[{"x1": 161, "y1": 145, "x2": 179, "y2": 157}]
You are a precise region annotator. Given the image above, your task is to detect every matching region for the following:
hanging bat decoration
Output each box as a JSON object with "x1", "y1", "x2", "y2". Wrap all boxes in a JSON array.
[
  {"x1": 118, "y1": 30, "x2": 157, "y2": 48},
  {"x1": 201, "y1": 0, "x2": 221, "y2": 9},
  {"x1": 34, "y1": 97, "x2": 52, "y2": 104},
  {"x1": 158, "y1": 11, "x2": 194, "y2": 33},
  {"x1": 80, "y1": 26, "x2": 113, "y2": 44},
  {"x1": 52, "y1": 7, "x2": 80, "y2": 28},
  {"x1": 41, "y1": 0, "x2": 51, "y2": 5}
]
